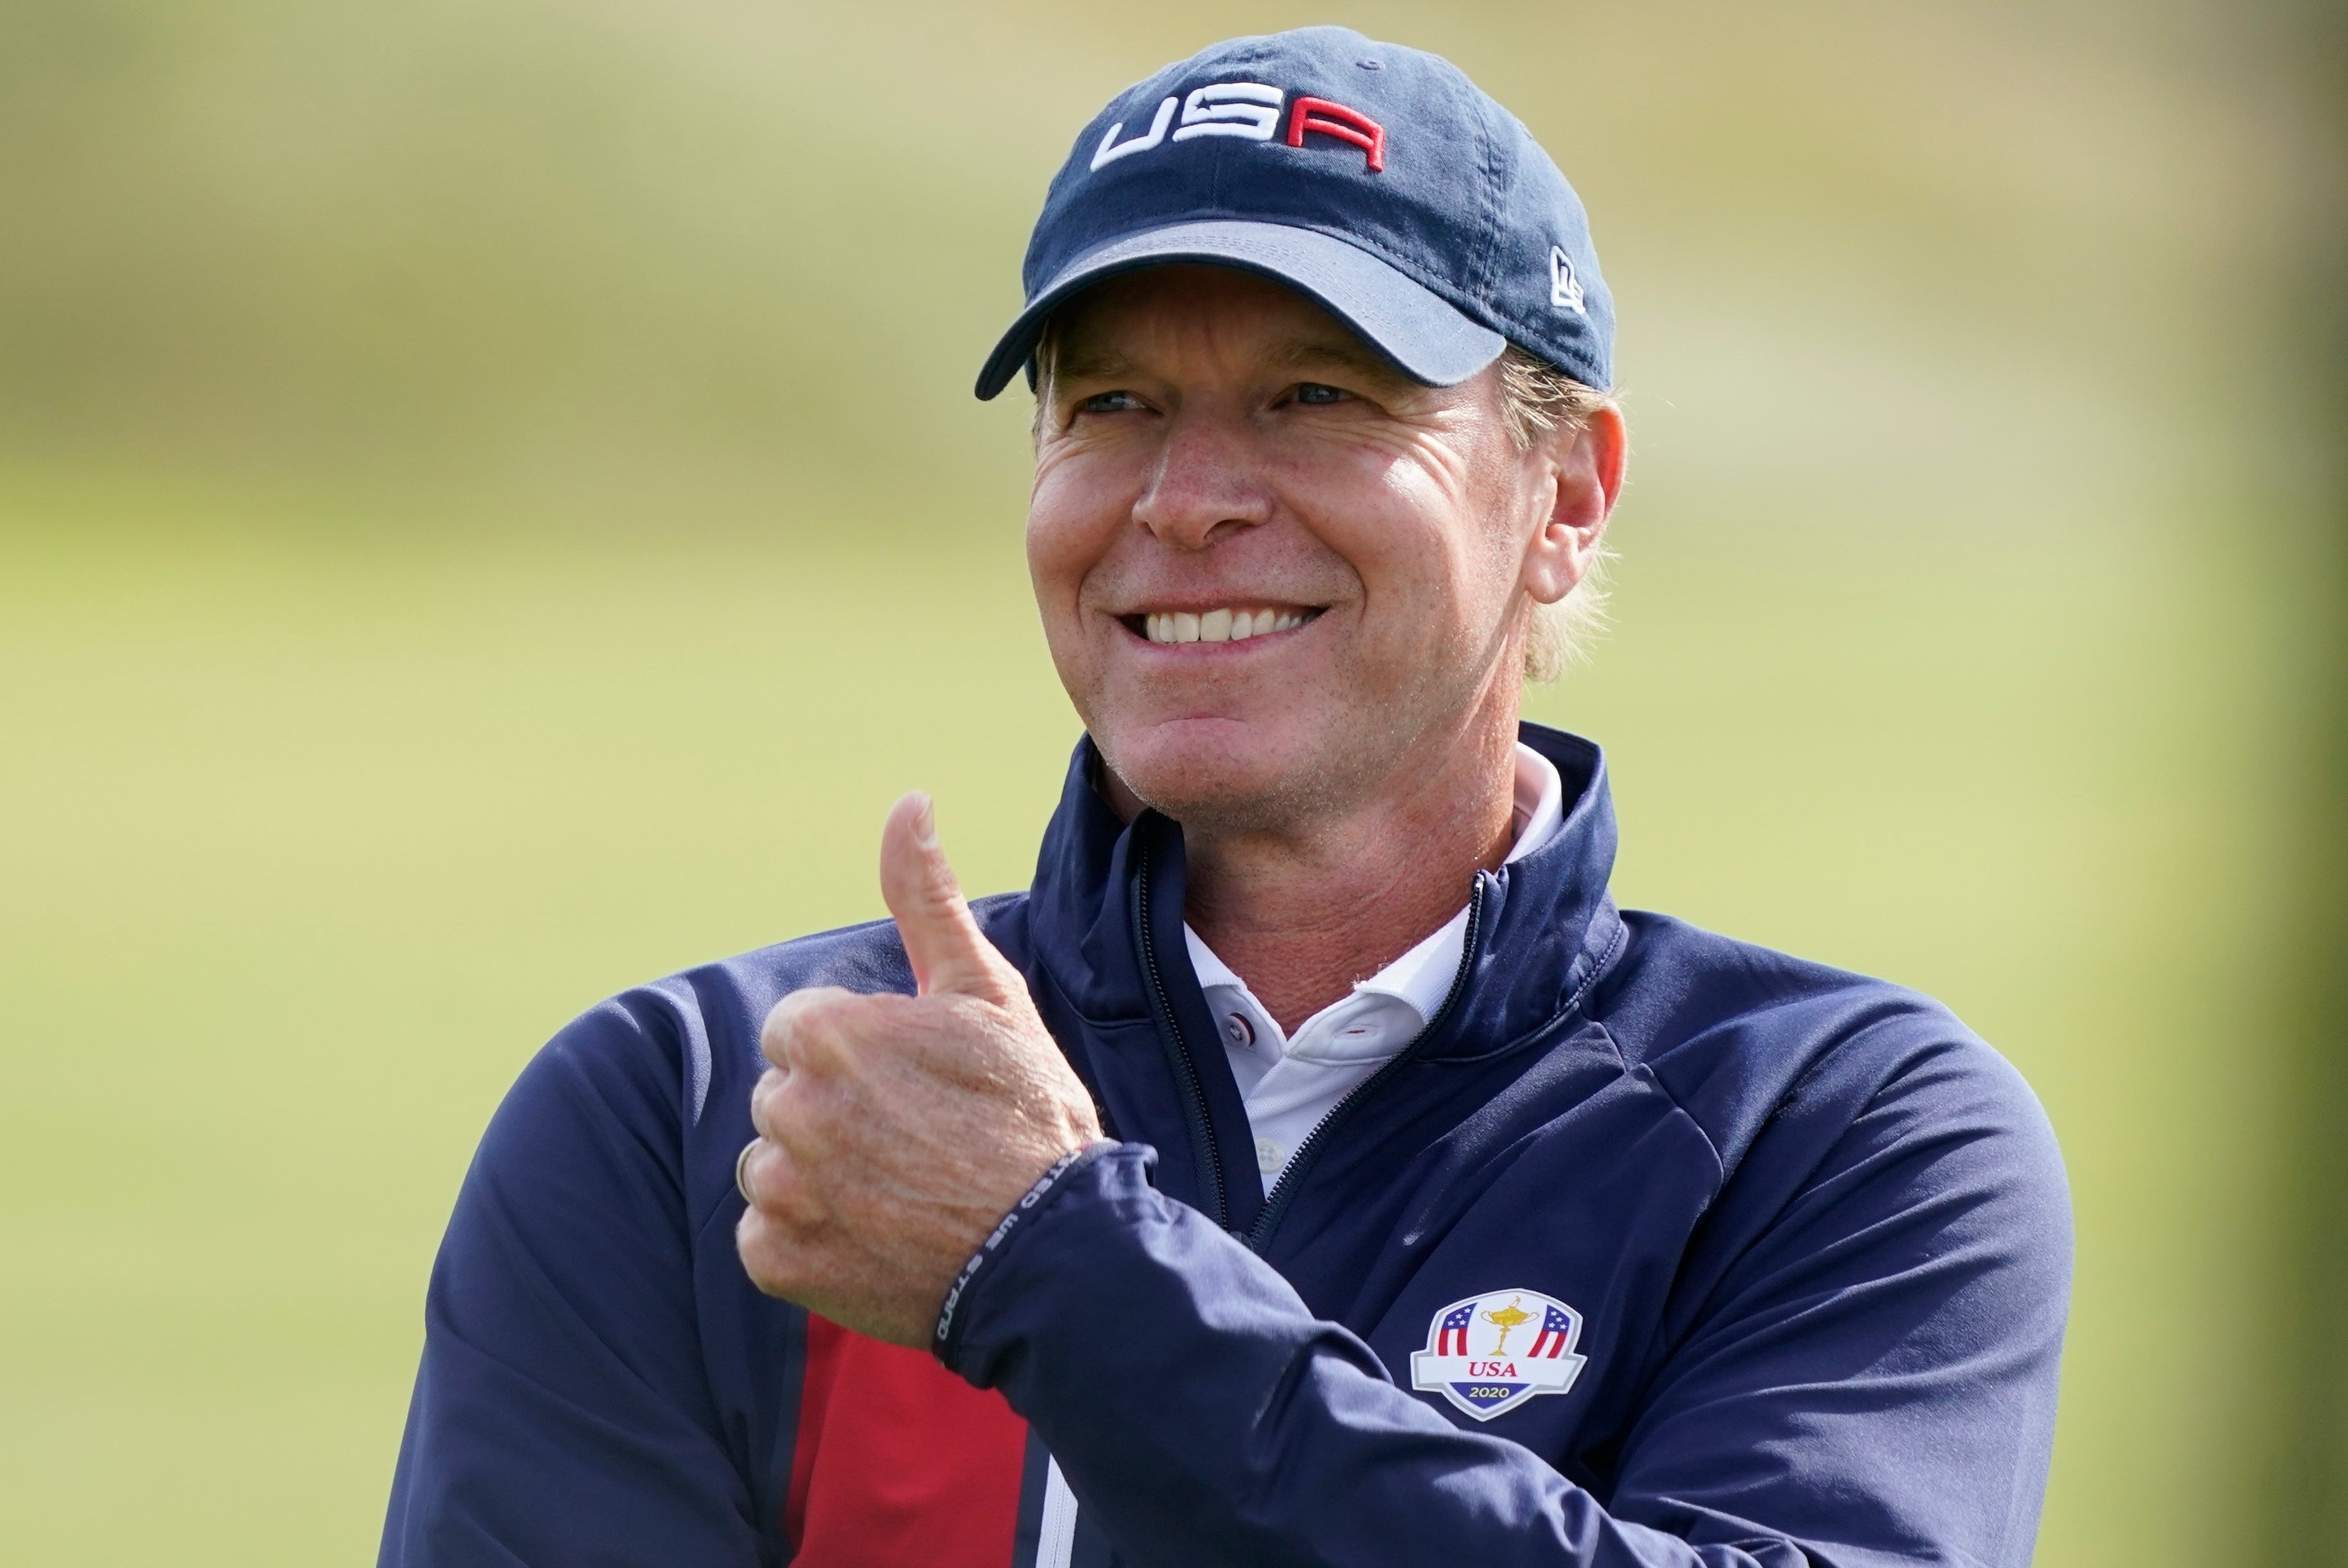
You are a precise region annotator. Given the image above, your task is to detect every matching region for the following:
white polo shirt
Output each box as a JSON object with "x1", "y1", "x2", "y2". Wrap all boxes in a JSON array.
[{"x1": 1184, "y1": 744, "x2": 1566, "y2": 1192}]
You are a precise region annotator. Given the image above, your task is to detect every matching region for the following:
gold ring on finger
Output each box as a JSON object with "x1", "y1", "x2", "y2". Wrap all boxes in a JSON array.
[{"x1": 735, "y1": 1138, "x2": 761, "y2": 1206}]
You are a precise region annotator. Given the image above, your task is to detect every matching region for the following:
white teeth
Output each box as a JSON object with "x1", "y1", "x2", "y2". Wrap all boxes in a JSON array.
[{"x1": 1141, "y1": 607, "x2": 1313, "y2": 644}]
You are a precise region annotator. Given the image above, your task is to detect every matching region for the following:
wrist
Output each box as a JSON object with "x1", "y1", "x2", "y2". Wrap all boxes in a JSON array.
[{"x1": 934, "y1": 1139, "x2": 1121, "y2": 1360}]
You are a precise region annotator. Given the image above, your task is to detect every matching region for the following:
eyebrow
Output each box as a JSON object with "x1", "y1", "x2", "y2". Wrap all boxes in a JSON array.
[
  {"x1": 1263, "y1": 335, "x2": 1403, "y2": 384},
  {"x1": 1048, "y1": 343, "x2": 1140, "y2": 384}
]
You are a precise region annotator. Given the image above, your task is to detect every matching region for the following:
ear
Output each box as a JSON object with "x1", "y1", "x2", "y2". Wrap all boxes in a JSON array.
[{"x1": 1520, "y1": 404, "x2": 1626, "y2": 606}]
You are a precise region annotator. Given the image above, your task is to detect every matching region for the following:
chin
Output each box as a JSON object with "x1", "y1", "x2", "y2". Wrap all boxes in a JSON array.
[{"x1": 1098, "y1": 715, "x2": 1337, "y2": 833}]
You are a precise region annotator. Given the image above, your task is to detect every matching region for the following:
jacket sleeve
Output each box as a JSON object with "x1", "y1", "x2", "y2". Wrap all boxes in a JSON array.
[
  {"x1": 378, "y1": 1000, "x2": 768, "y2": 1568},
  {"x1": 937, "y1": 1042, "x2": 2070, "y2": 1568}
]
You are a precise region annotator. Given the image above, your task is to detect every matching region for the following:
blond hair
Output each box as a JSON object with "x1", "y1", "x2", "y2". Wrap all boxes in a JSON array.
[{"x1": 1493, "y1": 346, "x2": 1617, "y2": 683}]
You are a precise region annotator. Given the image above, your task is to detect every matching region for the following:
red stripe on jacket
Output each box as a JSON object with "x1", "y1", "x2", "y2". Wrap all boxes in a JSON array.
[{"x1": 785, "y1": 1314, "x2": 1029, "y2": 1566}]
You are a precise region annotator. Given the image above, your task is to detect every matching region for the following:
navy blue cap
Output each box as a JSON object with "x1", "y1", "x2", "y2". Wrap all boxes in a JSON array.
[{"x1": 975, "y1": 26, "x2": 1612, "y2": 400}]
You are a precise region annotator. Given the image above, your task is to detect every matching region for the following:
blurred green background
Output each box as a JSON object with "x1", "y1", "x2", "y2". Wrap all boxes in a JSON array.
[{"x1": 2, "y1": 1, "x2": 2341, "y2": 1563}]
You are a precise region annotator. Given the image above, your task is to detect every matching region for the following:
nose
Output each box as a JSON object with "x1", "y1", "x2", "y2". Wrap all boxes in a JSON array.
[{"x1": 1130, "y1": 409, "x2": 1272, "y2": 551}]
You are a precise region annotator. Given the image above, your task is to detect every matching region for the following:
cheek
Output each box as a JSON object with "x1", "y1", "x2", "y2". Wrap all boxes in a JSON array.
[
  {"x1": 1324, "y1": 472, "x2": 1479, "y2": 623},
  {"x1": 1320, "y1": 461, "x2": 1527, "y2": 674},
  {"x1": 1025, "y1": 453, "x2": 1137, "y2": 688},
  {"x1": 1026, "y1": 461, "x2": 1114, "y2": 610}
]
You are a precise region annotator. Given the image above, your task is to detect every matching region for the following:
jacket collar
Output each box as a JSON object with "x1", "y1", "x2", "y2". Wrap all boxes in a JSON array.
[{"x1": 1024, "y1": 720, "x2": 1624, "y2": 1061}]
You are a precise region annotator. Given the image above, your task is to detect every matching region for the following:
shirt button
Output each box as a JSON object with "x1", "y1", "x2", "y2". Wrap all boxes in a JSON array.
[
  {"x1": 1224, "y1": 1013, "x2": 1256, "y2": 1047},
  {"x1": 1255, "y1": 1136, "x2": 1282, "y2": 1173}
]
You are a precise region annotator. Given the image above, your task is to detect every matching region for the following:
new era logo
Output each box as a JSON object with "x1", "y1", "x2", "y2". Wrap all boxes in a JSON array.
[{"x1": 1549, "y1": 247, "x2": 1587, "y2": 314}]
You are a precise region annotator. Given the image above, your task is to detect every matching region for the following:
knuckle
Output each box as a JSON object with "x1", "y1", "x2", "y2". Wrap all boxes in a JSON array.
[
  {"x1": 920, "y1": 882, "x2": 966, "y2": 925},
  {"x1": 749, "y1": 1067, "x2": 790, "y2": 1135},
  {"x1": 863, "y1": 990, "x2": 924, "y2": 1031},
  {"x1": 758, "y1": 1004, "x2": 795, "y2": 1065},
  {"x1": 734, "y1": 1216, "x2": 811, "y2": 1301},
  {"x1": 736, "y1": 1136, "x2": 778, "y2": 1204},
  {"x1": 790, "y1": 1019, "x2": 851, "y2": 1076},
  {"x1": 741, "y1": 1143, "x2": 826, "y2": 1227},
  {"x1": 763, "y1": 987, "x2": 859, "y2": 1069}
]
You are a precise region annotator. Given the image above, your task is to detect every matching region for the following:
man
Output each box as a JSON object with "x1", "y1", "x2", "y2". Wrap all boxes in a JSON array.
[{"x1": 381, "y1": 26, "x2": 2069, "y2": 1568}]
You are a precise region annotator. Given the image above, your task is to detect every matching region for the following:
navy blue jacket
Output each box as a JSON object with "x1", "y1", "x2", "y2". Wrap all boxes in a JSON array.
[{"x1": 381, "y1": 724, "x2": 2070, "y2": 1567}]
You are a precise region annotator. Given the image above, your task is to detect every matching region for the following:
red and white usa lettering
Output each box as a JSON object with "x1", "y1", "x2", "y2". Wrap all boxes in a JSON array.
[{"x1": 1092, "y1": 82, "x2": 1387, "y2": 174}]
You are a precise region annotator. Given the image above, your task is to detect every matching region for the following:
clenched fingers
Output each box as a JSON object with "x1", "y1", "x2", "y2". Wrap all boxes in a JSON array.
[{"x1": 760, "y1": 984, "x2": 862, "y2": 1074}]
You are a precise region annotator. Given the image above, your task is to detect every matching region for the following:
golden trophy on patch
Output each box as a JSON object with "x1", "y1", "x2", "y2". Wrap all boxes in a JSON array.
[{"x1": 1481, "y1": 1296, "x2": 1533, "y2": 1355}]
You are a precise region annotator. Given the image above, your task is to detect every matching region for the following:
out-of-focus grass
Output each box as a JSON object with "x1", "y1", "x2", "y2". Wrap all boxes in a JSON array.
[{"x1": 0, "y1": 476, "x2": 2304, "y2": 1565}]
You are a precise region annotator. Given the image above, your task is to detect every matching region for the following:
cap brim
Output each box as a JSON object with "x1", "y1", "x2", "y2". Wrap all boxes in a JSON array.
[{"x1": 972, "y1": 220, "x2": 1507, "y2": 400}]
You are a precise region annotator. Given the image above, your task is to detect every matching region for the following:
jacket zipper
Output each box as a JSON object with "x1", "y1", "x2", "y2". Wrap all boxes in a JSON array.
[
  {"x1": 1243, "y1": 878, "x2": 1488, "y2": 1254},
  {"x1": 1133, "y1": 823, "x2": 1229, "y2": 1230}
]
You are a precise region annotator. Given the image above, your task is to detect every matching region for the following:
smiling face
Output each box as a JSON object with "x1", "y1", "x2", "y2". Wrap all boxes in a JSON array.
[{"x1": 1027, "y1": 265, "x2": 1616, "y2": 839}]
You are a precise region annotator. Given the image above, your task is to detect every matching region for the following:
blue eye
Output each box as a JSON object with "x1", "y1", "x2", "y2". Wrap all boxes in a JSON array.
[
  {"x1": 1078, "y1": 390, "x2": 1145, "y2": 414},
  {"x1": 1294, "y1": 382, "x2": 1347, "y2": 405}
]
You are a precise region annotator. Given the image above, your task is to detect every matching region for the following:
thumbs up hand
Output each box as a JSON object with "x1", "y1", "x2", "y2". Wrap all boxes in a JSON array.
[{"x1": 735, "y1": 792, "x2": 1104, "y2": 1346}]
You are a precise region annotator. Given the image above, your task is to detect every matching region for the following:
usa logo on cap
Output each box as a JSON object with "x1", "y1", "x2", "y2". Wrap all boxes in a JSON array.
[
  {"x1": 975, "y1": 26, "x2": 1614, "y2": 402},
  {"x1": 1409, "y1": 1288, "x2": 1587, "y2": 1421}
]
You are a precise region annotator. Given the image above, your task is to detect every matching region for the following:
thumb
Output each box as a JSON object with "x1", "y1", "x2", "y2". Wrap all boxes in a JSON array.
[{"x1": 879, "y1": 792, "x2": 1011, "y2": 1001}]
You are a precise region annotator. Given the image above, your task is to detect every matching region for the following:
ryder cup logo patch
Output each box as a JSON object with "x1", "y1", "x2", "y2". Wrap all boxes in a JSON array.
[{"x1": 1409, "y1": 1288, "x2": 1587, "y2": 1421}]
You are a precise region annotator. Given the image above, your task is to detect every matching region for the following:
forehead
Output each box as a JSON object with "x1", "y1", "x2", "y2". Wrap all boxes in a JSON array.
[{"x1": 1047, "y1": 264, "x2": 1405, "y2": 382}]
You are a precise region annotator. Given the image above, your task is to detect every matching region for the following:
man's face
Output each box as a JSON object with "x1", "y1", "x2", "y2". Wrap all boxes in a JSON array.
[{"x1": 1027, "y1": 265, "x2": 1593, "y2": 835}]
